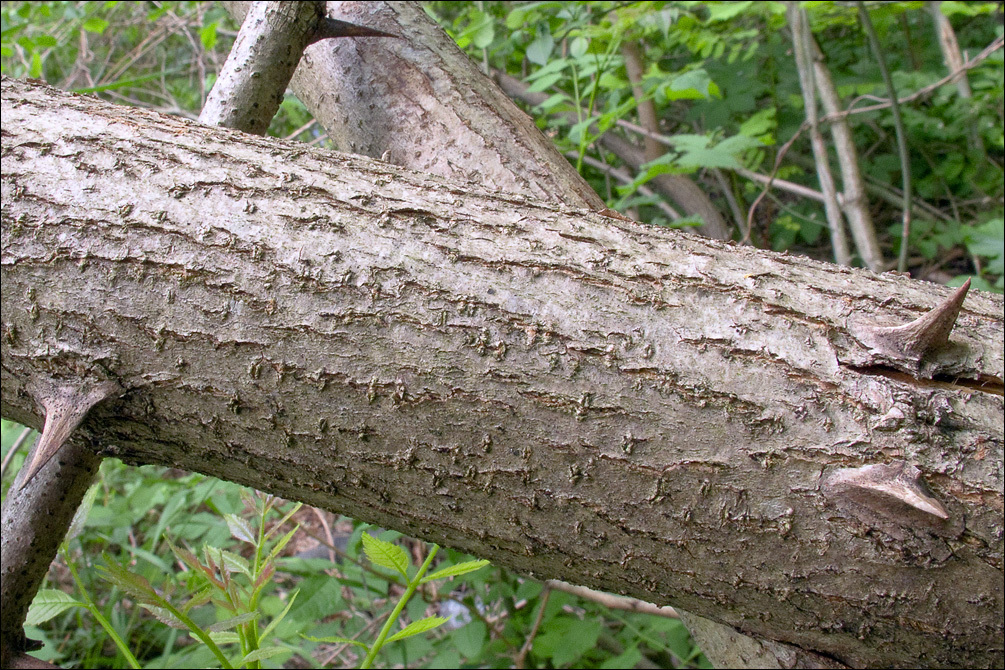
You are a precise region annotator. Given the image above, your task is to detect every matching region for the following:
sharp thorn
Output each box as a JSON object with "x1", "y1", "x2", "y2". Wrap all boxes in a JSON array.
[
  {"x1": 824, "y1": 461, "x2": 950, "y2": 521},
  {"x1": 308, "y1": 18, "x2": 400, "y2": 46},
  {"x1": 854, "y1": 279, "x2": 971, "y2": 366},
  {"x1": 17, "y1": 380, "x2": 121, "y2": 490}
]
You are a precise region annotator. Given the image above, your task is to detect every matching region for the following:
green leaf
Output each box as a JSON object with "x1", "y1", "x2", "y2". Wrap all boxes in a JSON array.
[
  {"x1": 739, "y1": 108, "x2": 776, "y2": 142},
  {"x1": 26, "y1": 589, "x2": 83, "y2": 626},
  {"x1": 526, "y1": 57, "x2": 570, "y2": 80},
  {"x1": 207, "y1": 631, "x2": 241, "y2": 645},
  {"x1": 505, "y1": 7, "x2": 527, "y2": 30},
  {"x1": 362, "y1": 532, "x2": 410, "y2": 578},
  {"x1": 65, "y1": 482, "x2": 99, "y2": 544},
  {"x1": 600, "y1": 645, "x2": 643, "y2": 669},
  {"x1": 569, "y1": 36, "x2": 588, "y2": 59},
  {"x1": 265, "y1": 526, "x2": 299, "y2": 565},
  {"x1": 182, "y1": 587, "x2": 214, "y2": 614},
  {"x1": 385, "y1": 616, "x2": 449, "y2": 643},
  {"x1": 965, "y1": 218, "x2": 1004, "y2": 275},
  {"x1": 421, "y1": 560, "x2": 491, "y2": 583},
  {"x1": 266, "y1": 501, "x2": 302, "y2": 540},
  {"x1": 452, "y1": 620, "x2": 487, "y2": 659},
  {"x1": 141, "y1": 604, "x2": 186, "y2": 629},
  {"x1": 240, "y1": 646, "x2": 288, "y2": 664},
  {"x1": 207, "y1": 611, "x2": 258, "y2": 633},
  {"x1": 200, "y1": 21, "x2": 218, "y2": 51},
  {"x1": 259, "y1": 589, "x2": 298, "y2": 642},
  {"x1": 665, "y1": 69, "x2": 718, "y2": 101},
  {"x1": 526, "y1": 72, "x2": 563, "y2": 93},
  {"x1": 534, "y1": 616, "x2": 602, "y2": 666},
  {"x1": 302, "y1": 634, "x2": 369, "y2": 650},
  {"x1": 81, "y1": 17, "x2": 109, "y2": 33},
  {"x1": 34, "y1": 34, "x2": 57, "y2": 48},
  {"x1": 526, "y1": 33, "x2": 554, "y2": 66},
  {"x1": 98, "y1": 556, "x2": 159, "y2": 604},
  {"x1": 224, "y1": 513, "x2": 254, "y2": 544},
  {"x1": 219, "y1": 549, "x2": 250, "y2": 577},
  {"x1": 706, "y1": 1, "x2": 753, "y2": 22},
  {"x1": 472, "y1": 17, "x2": 495, "y2": 49}
]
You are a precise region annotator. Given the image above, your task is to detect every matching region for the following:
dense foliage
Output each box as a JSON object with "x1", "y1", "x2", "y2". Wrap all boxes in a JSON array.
[{"x1": 2, "y1": 1, "x2": 1002, "y2": 668}]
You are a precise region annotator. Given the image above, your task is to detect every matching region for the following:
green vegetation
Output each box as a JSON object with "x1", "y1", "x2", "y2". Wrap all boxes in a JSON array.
[{"x1": 2, "y1": 1, "x2": 1002, "y2": 667}]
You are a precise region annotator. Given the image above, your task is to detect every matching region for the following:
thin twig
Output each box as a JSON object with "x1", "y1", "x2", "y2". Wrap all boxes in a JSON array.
[
  {"x1": 822, "y1": 34, "x2": 1003, "y2": 124},
  {"x1": 857, "y1": 1, "x2": 912, "y2": 273},
  {"x1": 515, "y1": 585, "x2": 551, "y2": 668},
  {"x1": 544, "y1": 579, "x2": 679, "y2": 618}
]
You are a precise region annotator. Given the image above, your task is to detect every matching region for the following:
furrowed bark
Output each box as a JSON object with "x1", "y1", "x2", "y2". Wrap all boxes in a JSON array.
[
  {"x1": 2, "y1": 78, "x2": 1002, "y2": 668},
  {"x1": 222, "y1": 1, "x2": 608, "y2": 210}
]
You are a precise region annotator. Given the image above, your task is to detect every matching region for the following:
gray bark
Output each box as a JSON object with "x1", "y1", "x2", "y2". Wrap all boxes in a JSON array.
[
  {"x1": 1, "y1": 77, "x2": 1003, "y2": 668},
  {"x1": 0, "y1": 437, "x2": 101, "y2": 668},
  {"x1": 221, "y1": 1, "x2": 607, "y2": 211},
  {"x1": 199, "y1": 1, "x2": 326, "y2": 134}
]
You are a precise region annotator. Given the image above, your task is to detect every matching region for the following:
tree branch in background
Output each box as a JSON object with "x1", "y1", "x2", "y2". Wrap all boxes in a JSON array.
[
  {"x1": 857, "y1": 1, "x2": 913, "y2": 273},
  {"x1": 222, "y1": 1, "x2": 608, "y2": 210},
  {"x1": 927, "y1": 1, "x2": 987, "y2": 156},
  {"x1": 810, "y1": 37, "x2": 883, "y2": 271},
  {"x1": 493, "y1": 70, "x2": 731, "y2": 239},
  {"x1": 824, "y1": 34, "x2": 1004, "y2": 122},
  {"x1": 787, "y1": 1, "x2": 852, "y2": 266},
  {"x1": 621, "y1": 41, "x2": 734, "y2": 238}
]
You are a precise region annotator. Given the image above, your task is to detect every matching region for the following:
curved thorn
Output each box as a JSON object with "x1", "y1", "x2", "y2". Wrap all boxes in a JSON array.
[
  {"x1": 308, "y1": 18, "x2": 400, "y2": 46},
  {"x1": 855, "y1": 279, "x2": 970, "y2": 363},
  {"x1": 18, "y1": 380, "x2": 121, "y2": 490},
  {"x1": 823, "y1": 461, "x2": 949, "y2": 521}
]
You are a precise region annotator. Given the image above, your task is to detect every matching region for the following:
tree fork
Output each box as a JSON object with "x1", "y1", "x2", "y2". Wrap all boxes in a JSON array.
[{"x1": 1, "y1": 77, "x2": 1002, "y2": 668}]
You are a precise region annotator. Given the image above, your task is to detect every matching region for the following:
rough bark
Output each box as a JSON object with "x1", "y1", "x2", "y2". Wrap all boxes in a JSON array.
[
  {"x1": 2, "y1": 78, "x2": 1003, "y2": 668},
  {"x1": 221, "y1": 1, "x2": 606, "y2": 211},
  {"x1": 199, "y1": 1, "x2": 326, "y2": 134},
  {"x1": 0, "y1": 436, "x2": 101, "y2": 669}
]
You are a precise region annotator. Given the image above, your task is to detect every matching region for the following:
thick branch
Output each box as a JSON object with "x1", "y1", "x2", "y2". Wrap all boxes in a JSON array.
[
  {"x1": 2, "y1": 78, "x2": 1002, "y2": 668},
  {"x1": 222, "y1": 1, "x2": 606, "y2": 210}
]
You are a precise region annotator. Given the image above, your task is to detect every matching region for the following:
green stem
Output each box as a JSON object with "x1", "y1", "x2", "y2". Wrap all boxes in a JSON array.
[
  {"x1": 360, "y1": 545, "x2": 440, "y2": 669},
  {"x1": 63, "y1": 547, "x2": 142, "y2": 669},
  {"x1": 242, "y1": 499, "x2": 270, "y2": 668},
  {"x1": 161, "y1": 599, "x2": 235, "y2": 669}
]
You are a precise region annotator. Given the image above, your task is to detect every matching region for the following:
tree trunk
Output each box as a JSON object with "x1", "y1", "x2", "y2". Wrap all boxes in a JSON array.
[{"x1": 2, "y1": 77, "x2": 1002, "y2": 669}]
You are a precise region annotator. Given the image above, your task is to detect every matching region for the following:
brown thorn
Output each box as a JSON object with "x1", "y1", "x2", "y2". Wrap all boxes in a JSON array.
[
  {"x1": 18, "y1": 380, "x2": 122, "y2": 490},
  {"x1": 823, "y1": 461, "x2": 949, "y2": 521},
  {"x1": 307, "y1": 18, "x2": 400, "y2": 47},
  {"x1": 854, "y1": 278, "x2": 970, "y2": 363}
]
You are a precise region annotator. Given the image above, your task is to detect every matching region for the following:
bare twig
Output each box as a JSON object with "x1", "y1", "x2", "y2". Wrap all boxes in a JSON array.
[
  {"x1": 544, "y1": 580, "x2": 679, "y2": 618},
  {"x1": 0, "y1": 428, "x2": 35, "y2": 480},
  {"x1": 515, "y1": 585, "x2": 551, "y2": 668},
  {"x1": 858, "y1": 1, "x2": 912, "y2": 273}
]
